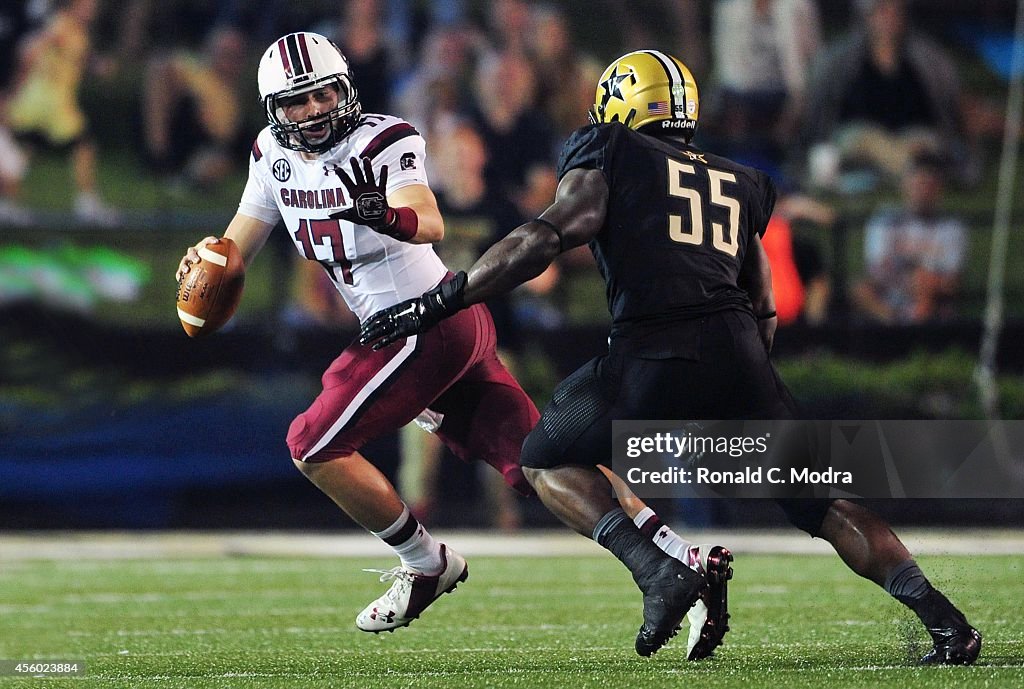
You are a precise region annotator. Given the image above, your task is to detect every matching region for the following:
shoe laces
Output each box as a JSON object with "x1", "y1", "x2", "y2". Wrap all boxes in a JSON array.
[{"x1": 363, "y1": 567, "x2": 416, "y2": 602}]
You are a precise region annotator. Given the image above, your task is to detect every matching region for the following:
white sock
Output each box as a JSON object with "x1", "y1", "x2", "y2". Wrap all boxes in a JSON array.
[
  {"x1": 656, "y1": 525, "x2": 700, "y2": 570},
  {"x1": 633, "y1": 508, "x2": 699, "y2": 571},
  {"x1": 371, "y1": 505, "x2": 443, "y2": 575},
  {"x1": 632, "y1": 507, "x2": 657, "y2": 528}
]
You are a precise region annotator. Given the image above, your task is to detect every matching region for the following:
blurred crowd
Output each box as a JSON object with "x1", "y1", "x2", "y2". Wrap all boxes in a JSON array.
[
  {"x1": 0, "y1": 0, "x2": 1018, "y2": 330},
  {"x1": 2, "y1": 0, "x2": 1020, "y2": 531}
]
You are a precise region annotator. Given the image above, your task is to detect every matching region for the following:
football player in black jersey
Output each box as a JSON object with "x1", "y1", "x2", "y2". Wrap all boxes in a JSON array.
[{"x1": 360, "y1": 50, "x2": 980, "y2": 665}]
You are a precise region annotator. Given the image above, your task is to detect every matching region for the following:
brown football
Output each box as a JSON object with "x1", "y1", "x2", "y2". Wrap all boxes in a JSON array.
[{"x1": 175, "y1": 238, "x2": 245, "y2": 338}]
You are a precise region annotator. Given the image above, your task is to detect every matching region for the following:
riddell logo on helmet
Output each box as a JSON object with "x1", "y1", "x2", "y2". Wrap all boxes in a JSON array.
[{"x1": 660, "y1": 120, "x2": 696, "y2": 130}]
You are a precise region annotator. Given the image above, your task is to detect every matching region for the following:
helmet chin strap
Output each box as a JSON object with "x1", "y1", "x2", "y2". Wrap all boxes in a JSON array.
[{"x1": 266, "y1": 73, "x2": 362, "y2": 153}]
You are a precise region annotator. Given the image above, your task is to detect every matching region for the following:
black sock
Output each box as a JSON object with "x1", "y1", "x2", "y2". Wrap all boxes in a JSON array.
[
  {"x1": 885, "y1": 560, "x2": 965, "y2": 629},
  {"x1": 593, "y1": 508, "x2": 671, "y2": 588}
]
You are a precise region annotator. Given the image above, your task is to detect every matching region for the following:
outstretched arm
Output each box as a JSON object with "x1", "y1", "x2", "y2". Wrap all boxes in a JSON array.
[
  {"x1": 359, "y1": 168, "x2": 608, "y2": 348},
  {"x1": 461, "y1": 168, "x2": 608, "y2": 304}
]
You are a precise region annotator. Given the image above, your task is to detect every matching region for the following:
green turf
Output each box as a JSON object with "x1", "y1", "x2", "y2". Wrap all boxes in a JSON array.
[{"x1": 0, "y1": 553, "x2": 1020, "y2": 688}]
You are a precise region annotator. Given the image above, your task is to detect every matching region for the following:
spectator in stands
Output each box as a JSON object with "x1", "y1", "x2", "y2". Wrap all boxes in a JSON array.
[
  {"x1": 485, "y1": 0, "x2": 533, "y2": 54},
  {"x1": 6, "y1": 0, "x2": 120, "y2": 225},
  {"x1": 0, "y1": 125, "x2": 28, "y2": 225},
  {"x1": 762, "y1": 192, "x2": 835, "y2": 326},
  {"x1": 321, "y1": 0, "x2": 396, "y2": 115},
  {"x1": 801, "y1": 0, "x2": 971, "y2": 192},
  {"x1": 594, "y1": 1, "x2": 707, "y2": 76},
  {"x1": 705, "y1": 0, "x2": 821, "y2": 171},
  {"x1": 467, "y1": 50, "x2": 557, "y2": 211},
  {"x1": 431, "y1": 121, "x2": 524, "y2": 336},
  {"x1": 393, "y1": 24, "x2": 484, "y2": 155},
  {"x1": 213, "y1": 0, "x2": 289, "y2": 49},
  {"x1": 0, "y1": 2, "x2": 31, "y2": 85},
  {"x1": 143, "y1": 25, "x2": 250, "y2": 190},
  {"x1": 851, "y1": 152, "x2": 968, "y2": 324},
  {"x1": 384, "y1": 0, "x2": 468, "y2": 77},
  {"x1": 0, "y1": 2, "x2": 31, "y2": 225},
  {"x1": 527, "y1": 4, "x2": 603, "y2": 144}
]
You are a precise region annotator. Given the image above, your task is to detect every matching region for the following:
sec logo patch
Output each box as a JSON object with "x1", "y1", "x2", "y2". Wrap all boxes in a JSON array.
[{"x1": 272, "y1": 158, "x2": 292, "y2": 182}]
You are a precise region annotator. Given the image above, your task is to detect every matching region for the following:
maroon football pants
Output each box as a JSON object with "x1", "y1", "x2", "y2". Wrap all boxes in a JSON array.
[{"x1": 287, "y1": 303, "x2": 538, "y2": 495}]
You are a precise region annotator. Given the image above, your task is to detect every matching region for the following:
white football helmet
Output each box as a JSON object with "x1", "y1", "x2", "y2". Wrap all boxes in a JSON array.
[{"x1": 257, "y1": 32, "x2": 362, "y2": 153}]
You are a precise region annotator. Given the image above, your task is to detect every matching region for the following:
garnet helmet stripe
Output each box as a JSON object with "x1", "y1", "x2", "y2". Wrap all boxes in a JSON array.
[
  {"x1": 297, "y1": 33, "x2": 313, "y2": 75},
  {"x1": 277, "y1": 37, "x2": 292, "y2": 78}
]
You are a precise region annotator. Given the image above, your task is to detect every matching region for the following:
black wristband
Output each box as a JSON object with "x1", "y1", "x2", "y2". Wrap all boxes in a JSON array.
[
  {"x1": 533, "y1": 217, "x2": 565, "y2": 253},
  {"x1": 757, "y1": 310, "x2": 777, "y2": 320},
  {"x1": 439, "y1": 271, "x2": 467, "y2": 313},
  {"x1": 422, "y1": 271, "x2": 467, "y2": 321}
]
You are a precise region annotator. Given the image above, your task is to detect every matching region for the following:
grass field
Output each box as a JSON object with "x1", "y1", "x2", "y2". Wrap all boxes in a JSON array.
[{"x1": 1, "y1": 542, "x2": 1021, "y2": 688}]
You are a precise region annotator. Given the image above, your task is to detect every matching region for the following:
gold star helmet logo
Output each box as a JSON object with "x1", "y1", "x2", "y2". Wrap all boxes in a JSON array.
[{"x1": 600, "y1": 64, "x2": 636, "y2": 103}]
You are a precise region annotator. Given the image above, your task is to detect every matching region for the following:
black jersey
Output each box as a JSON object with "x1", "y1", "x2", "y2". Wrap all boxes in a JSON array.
[{"x1": 557, "y1": 123, "x2": 776, "y2": 357}]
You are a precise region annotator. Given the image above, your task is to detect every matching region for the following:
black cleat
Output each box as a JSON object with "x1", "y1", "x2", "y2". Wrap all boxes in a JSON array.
[
  {"x1": 919, "y1": 624, "x2": 982, "y2": 666},
  {"x1": 686, "y1": 545, "x2": 734, "y2": 661},
  {"x1": 635, "y1": 557, "x2": 704, "y2": 657}
]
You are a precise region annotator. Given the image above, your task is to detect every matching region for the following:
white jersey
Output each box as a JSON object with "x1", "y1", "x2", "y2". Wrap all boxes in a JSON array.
[{"x1": 238, "y1": 114, "x2": 448, "y2": 321}]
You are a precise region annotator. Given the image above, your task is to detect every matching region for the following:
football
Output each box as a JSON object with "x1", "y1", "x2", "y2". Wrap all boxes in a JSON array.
[{"x1": 175, "y1": 238, "x2": 245, "y2": 338}]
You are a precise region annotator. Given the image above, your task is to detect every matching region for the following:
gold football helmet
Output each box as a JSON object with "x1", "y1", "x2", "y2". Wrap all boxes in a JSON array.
[{"x1": 589, "y1": 50, "x2": 699, "y2": 140}]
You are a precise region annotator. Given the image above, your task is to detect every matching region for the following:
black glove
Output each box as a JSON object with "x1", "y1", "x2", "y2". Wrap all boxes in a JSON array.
[
  {"x1": 360, "y1": 272, "x2": 468, "y2": 350},
  {"x1": 330, "y1": 156, "x2": 394, "y2": 230}
]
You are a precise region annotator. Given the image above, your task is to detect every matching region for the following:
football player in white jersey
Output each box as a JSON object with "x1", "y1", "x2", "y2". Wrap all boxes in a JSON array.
[{"x1": 175, "y1": 32, "x2": 545, "y2": 633}]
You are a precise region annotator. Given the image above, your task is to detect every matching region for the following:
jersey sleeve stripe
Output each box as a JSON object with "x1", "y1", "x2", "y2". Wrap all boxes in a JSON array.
[
  {"x1": 251, "y1": 138, "x2": 263, "y2": 162},
  {"x1": 359, "y1": 123, "x2": 419, "y2": 162}
]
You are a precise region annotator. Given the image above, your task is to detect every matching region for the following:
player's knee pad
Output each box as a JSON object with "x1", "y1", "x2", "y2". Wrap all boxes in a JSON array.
[
  {"x1": 775, "y1": 498, "x2": 835, "y2": 537},
  {"x1": 286, "y1": 414, "x2": 317, "y2": 463},
  {"x1": 519, "y1": 424, "x2": 560, "y2": 470},
  {"x1": 543, "y1": 359, "x2": 608, "y2": 449},
  {"x1": 287, "y1": 412, "x2": 355, "y2": 464}
]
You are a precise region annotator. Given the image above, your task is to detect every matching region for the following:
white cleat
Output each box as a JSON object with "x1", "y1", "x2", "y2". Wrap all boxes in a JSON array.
[
  {"x1": 356, "y1": 544, "x2": 468, "y2": 633},
  {"x1": 685, "y1": 544, "x2": 734, "y2": 661}
]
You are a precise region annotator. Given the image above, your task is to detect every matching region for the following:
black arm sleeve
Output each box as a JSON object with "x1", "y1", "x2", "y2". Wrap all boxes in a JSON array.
[{"x1": 556, "y1": 123, "x2": 619, "y2": 181}]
